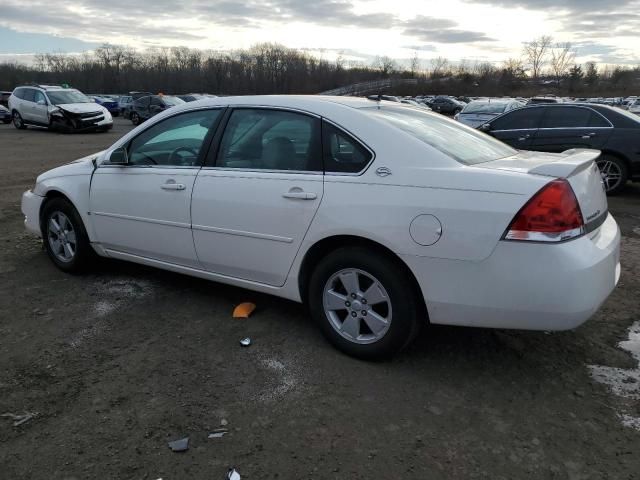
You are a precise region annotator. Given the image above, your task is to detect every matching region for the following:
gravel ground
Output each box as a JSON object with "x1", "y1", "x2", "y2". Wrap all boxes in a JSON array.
[{"x1": 0, "y1": 118, "x2": 639, "y2": 479}]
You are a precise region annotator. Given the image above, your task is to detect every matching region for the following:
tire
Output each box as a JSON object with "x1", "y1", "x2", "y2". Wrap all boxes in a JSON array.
[
  {"x1": 12, "y1": 111, "x2": 26, "y2": 129},
  {"x1": 41, "y1": 197, "x2": 96, "y2": 273},
  {"x1": 131, "y1": 112, "x2": 140, "y2": 126},
  {"x1": 596, "y1": 155, "x2": 628, "y2": 195},
  {"x1": 308, "y1": 247, "x2": 422, "y2": 360}
]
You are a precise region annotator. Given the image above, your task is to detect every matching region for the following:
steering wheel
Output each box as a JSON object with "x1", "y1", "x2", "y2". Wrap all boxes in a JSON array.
[{"x1": 168, "y1": 147, "x2": 199, "y2": 165}]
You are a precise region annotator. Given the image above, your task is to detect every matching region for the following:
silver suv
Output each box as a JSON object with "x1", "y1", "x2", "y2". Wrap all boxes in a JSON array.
[{"x1": 8, "y1": 85, "x2": 113, "y2": 132}]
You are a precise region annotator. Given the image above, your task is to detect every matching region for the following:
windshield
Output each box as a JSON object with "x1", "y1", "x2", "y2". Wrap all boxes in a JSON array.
[
  {"x1": 47, "y1": 90, "x2": 91, "y2": 105},
  {"x1": 162, "y1": 96, "x2": 185, "y2": 106},
  {"x1": 361, "y1": 105, "x2": 516, "y2": 165},
  {"x1": 462, "y1": 102, "x2": 508, "y2": 115}
]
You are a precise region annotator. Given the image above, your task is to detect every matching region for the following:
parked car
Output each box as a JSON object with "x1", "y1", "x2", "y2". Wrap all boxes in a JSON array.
[
  {"x1": 628, "y1": 99, "x2": 640, "y2": 115},
  {"x1": 400, "y1": 99, "x2": 432, "y2": 110},
  {"x1": 0, "y1": 91, "x2": 12, "y2": 107},
  {"x1": 0, "y1": 104, "x2": 11, "y2": 123},
  {"x1": 91, "y1": 96, "x2": 120, "y2": 117},
  {"x1": 178, "y1": 94, "x2": 217, "y2": 102},
  {"x1": 129, "y1": 95, "x2": 185, "y2": 125},
  {"x1": 527, "y1": 97, "x2": 561, "y2": 105},
  {"x1": 21, "y1": 96, "x2": 619, "y2": 359},
  {"x1": 454, "y1": 99, "x2": 524, "y2": 128},
  {"x1": 118, "y1": 95, "x2": 133, "y2": 118},
  {"x1": 479, "y1": 103, "x2": 640, "y2": 194},
  {"x1": 8, "y1": 85, "x2": 113, "y2": 132},
  {"x1": 427, "y1": 96, "x2": 466, "y2": 115},
  {"x1": 366, "y1": 94, "x2": 400, "y2": 102}
]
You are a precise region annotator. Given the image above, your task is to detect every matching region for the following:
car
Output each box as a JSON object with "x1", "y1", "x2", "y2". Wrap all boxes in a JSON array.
[
  {"x1": 366, "y1": 94, "x2": 400, "y2": 102},
  {"x1": 91, "y1": 96, "x2": 120, "y2": 117},
  {"x1": 426, "y1": 96, "x2": 466, "y2": 115},
  {"x1": 20, "y1": 95, "x2": 621, "y2": 359},
  {"x1": 628, "y1": 99, "x2": 640, "y2": 115},
  {"x1": 8, "y1": 85, "x2": 113, "y2": 133},
  {"x1": 178, "y1": 94, "x2": 218, "y2": 102},
  {"x1": 0, "y1": 104, "x2": 11, "y2": 124},
  {"x1": 118, "y1": 95, "x2": 133, "y2": 118},
  {"x1": 479, "y1": 103, "x2": 640, "y2": 194},
  {"x1": 0, "y1": 91, "x2": 12, "y2": 108},
  {"x1": 454, "y1": 99, "x2": 524, "y2": 128},
  {"x1": 129, "y1": 95, "x2": 185, "y2": 125},
  {"x1": 527, "y1": 97, "x2": 561, "y2": 105}
]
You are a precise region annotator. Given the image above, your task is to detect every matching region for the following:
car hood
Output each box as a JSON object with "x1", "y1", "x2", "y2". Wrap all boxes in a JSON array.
[
  {"x1": 57, "y1": 103, "x2": 105, "y2": 114},
  {"x1": 35, "y1": 151, "x2": 103, "y2": 188}
]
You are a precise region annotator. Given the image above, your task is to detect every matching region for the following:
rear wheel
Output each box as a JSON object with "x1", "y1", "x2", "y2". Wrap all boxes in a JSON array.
[
  {"x1": 12, "y1": 111, "x2": 26, "y2": 129},
  {"x1": 131, "y1": 112, "x2": 140, "y2": 125},
  {"x1": 41, "y1": 198, "x2": 96, "y2": 273},
  {"x1": 596, "y1": 155, "x2": 628, "y2": 195},
  {"x1": 308, "y1": 247, "x2": 422, "y2": 360}
]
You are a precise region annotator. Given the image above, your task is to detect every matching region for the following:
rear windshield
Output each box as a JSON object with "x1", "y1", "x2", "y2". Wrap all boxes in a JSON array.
[
  {"x1": 462, "y1": 102, "x2": 508, "y2": 114},
  {"x1": 361, "y1": 106, "x2": 516, "y2": 165},
  {"x1": 162, "y1": 96, "x2": 185, "y2": 106}
]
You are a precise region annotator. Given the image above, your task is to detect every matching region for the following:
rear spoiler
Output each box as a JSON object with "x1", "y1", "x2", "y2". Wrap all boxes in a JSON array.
[{"x1": 528, "y1": 149, "x2": 600, "y2": 178}]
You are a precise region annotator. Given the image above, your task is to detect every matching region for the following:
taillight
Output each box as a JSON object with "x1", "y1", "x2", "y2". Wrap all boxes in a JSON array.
[{"x1": 503, "y1": 179, "x2": 584, "y2": 242}]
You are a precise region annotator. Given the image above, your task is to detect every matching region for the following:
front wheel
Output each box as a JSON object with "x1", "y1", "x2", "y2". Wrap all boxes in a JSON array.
[
  {"x1": 596, "y1": 155, "x2": 628, "y2": 195},
  {"x1": 308, "y1": 247, "x2": 422, "y2": 360},
  {"x1": 41, "y1": 198, "x2": 96, "y2": 273},
  {"x1": 131, "y1": 112, "x2": 140, "y2": 125}
]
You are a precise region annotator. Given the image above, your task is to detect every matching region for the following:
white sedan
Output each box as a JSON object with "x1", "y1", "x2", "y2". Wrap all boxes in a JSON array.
[{"x1": 21, "y1": 96, "x2": 621, "y2": 359}]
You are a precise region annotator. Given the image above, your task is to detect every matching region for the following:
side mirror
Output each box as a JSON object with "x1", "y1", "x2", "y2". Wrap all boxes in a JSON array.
[
  {"x1": 479, "y1": 123, "x2": 491, "y2": 132},
  {"x1": 108, "y1": 146, "x2": 128, "y2": 165}
]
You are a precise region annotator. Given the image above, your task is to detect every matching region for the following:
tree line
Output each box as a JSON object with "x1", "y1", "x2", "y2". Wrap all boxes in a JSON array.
[{"x1": 0, "y1": 40, "x2": 638, "y2": 97}]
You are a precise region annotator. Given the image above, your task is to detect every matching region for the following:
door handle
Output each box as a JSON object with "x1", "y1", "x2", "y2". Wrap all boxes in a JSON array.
[
  {"x1": 518, "y1": 134, "x2": 530, "y2": 141},
  {"x1": 283, "y1": 189, "x2": 317, "y2": 200},
  {"x1": 161, "y1": 182, "x2": 186, "y2": 191},
  {"x1": 581, "y1": 133, "x2": 596, "y2": 139}
]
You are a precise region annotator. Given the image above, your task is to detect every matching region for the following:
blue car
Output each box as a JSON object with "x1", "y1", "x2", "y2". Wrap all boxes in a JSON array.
[
  {"x1": 0, "y1": 105, "x2": 11, "y2": 124},
  {"x1": 90, "y1": 96, "x2": 120, "y2": 117}
]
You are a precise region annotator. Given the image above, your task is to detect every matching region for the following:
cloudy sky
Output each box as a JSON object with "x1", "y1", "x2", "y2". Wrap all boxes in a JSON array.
[{"x1": 1, "y1": 0, "x2": 639, "y2": 66}]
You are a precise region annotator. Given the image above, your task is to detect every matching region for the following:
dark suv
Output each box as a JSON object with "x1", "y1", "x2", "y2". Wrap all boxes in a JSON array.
[
  {"x1": 480, "y1": 103, "x2": 640, "y2": 194},
  {"x1": 129, "y1": 95, "x2": 185, "y2": 125}
]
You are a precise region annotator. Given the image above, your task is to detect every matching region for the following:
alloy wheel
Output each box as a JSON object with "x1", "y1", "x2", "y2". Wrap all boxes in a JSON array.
[
  {"x1": 323, "y1": 268, "x2": 392, "y2": 344},
  {"x1": 596, "y1": 159, "x2": 622, "y2": 193},
  {"x1": 47, "y1": 211, "x2": 77, "y2": 263},
  {"x1": 13, "y1": 112, "x2": 22, "y2": 128}
]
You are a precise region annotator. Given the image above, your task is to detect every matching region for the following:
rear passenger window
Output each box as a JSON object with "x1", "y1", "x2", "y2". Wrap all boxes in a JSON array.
[
  {"x1": 491, "y1": 107, "x2": 544, "y2": 130},
  {"x1": 541, "y1": 107, "x2": 591, "y2": 128},
  {"x1": 322, "y1": 122, "x2": 372, "y2": 173},
  {"x1": 217, "y1": 109, "x2": 322, "y2": 172},
  {"x1": 22, "y1": 89, "x2": 36, "y2": 102}
]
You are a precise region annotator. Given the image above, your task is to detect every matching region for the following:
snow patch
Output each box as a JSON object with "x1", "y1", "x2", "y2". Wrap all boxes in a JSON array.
[
  {"x1": 256, "y1": 357, "x2": 301, "y2": 403},
  {"x1": 68, "y1": 278, "x2": 153, "y2": 348},
  {"x1": 589, "y1": 321, "x2": 640, "y2": 430}
]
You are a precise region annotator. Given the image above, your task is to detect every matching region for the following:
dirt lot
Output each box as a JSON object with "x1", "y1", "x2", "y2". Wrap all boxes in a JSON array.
[{"x1": 1, "y1": 118, "x2": 639, "y2": 479}]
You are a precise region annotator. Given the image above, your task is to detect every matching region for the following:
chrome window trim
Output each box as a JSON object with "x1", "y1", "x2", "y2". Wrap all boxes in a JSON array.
[
  {"x1": 97, "y1": 164, "x2": 202, "y2": 170},
  {"x1": 199, "y1": 166, "x2": 323, "y2": 176}
]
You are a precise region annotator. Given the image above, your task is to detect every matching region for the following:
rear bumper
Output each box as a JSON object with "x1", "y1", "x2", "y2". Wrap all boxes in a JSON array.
[
  {"x1": 402, "y1": 213, "x2": 621, "y2": 331},
  {"x1": 21, "y1": 190, "x2": 44, "y2": 237}
]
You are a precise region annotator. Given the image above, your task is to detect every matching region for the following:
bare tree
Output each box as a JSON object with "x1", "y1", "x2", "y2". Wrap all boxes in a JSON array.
[
  {"x1": 550, "y1": 42, "x2": 576, "y2": 85},
  {"x1": 373, "y1": 56, "x2": 396, "y2": 76},
  {"x1": 523, "y1": 35, "x2": 553, "y2": 80},
  {"x1": 410, "y1": 51, "x2": 420, "y2": 76},
  {"x1": 430, "y1": 56, "x2": 449, "y2": 78}
]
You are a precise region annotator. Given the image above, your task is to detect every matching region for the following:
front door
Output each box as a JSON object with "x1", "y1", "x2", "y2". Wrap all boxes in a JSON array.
[
  {"x1": 32, "y1": 90, "x2": 50, "y2": 125},
  {"x1": 488, "y1": 106, "x2": 545, "y2": 149},
  {"x1": 90, "y1": 108, "x2": 223, "y2": 267},
  {"x1": 191, "y1": 108, "x2": 324, "y2": 286}
]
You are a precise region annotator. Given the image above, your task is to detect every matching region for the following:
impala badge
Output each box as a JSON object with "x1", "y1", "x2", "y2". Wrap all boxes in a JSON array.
[{"x1": 376, "y1": 166, "x2": 392, "y2": 177}]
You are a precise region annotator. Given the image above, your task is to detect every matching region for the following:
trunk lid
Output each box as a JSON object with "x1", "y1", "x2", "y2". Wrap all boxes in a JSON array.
[{"x1": 479, "y1": 149, "x2": 608, "y2": 231}]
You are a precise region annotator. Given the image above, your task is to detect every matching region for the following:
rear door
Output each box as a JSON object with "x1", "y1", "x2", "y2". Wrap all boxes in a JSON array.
[
  {"x1": 488, "y1": 106, "x2": 544, "y2": 149},
  {"x1": 191, "y1": 107, "x2": 324, "y2": 286},
  {"x1": 20, "y1": 88, "x2": 37, "y2": 122},
  {"x1": 530, "y1": 106, "x2": 613, "y2": 152}
]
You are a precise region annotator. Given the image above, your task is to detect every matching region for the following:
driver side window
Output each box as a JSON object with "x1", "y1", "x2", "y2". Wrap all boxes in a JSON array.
[{"x1": 127, "y1": 109, "x2": 222, "y2": 167}]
